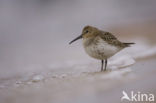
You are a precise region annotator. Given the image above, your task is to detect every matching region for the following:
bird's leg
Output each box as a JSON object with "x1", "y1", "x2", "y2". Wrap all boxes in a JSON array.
[
  {"x1": 101, "y1": 60, "x2": 104, "y2": 72},
  {"x1": 104, "y1": 59, "x2": 107, "y2": 71}
]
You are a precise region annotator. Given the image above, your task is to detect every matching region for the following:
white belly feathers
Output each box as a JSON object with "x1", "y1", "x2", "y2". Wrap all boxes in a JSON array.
[{"x1": 83, "y1": 37, "x2": 121, "y2": 60}]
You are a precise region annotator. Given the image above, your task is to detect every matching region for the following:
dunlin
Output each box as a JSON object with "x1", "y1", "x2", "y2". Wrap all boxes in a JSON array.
[{"x1": 69, "y1": 25, "x2": 135, "y2": 71}]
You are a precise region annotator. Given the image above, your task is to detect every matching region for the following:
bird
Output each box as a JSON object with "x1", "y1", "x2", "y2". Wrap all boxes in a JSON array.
[{"x1": 69, "y1": 25, "x2": 135, "y2": 71}]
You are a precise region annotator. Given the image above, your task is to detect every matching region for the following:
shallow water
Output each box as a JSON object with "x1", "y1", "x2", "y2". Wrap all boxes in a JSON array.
[{"x1": 0, "y1": 37, "x2": 156, "y2": 103}]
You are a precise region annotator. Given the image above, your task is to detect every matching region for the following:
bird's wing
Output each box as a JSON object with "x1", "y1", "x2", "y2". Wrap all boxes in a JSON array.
[{"x1": 99, "y1": 31, "x2": 126, "y2": 47}]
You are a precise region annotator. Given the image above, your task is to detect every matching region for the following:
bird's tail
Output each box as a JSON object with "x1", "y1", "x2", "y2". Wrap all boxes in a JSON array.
[{"x1": 123, "y1": 42, "x2": 135, "y2": 47}]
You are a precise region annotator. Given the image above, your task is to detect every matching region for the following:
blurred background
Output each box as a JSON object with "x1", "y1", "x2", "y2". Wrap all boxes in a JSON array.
[
  {"x1": 0, "y1": 0, "x2": 156, "y2": 103},
  {"x1": 0, "y1": 0, "x2": 156, "y2": 78}
]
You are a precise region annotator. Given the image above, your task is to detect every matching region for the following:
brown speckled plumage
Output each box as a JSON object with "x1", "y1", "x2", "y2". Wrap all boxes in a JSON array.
[
  {"x1": 99, "y1": 31, "x2": 134, "y2": 48},
  {"x1": 69, "y1": 25, "x2": 135, "y2": 71}
]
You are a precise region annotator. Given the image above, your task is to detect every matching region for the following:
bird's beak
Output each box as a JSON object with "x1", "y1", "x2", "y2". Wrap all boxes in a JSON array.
[{"x1": 69, "y1": 35, "x2": 82, "y2": 44}]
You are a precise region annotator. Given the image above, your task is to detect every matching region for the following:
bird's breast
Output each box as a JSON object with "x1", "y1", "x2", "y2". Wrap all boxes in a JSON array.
[{"x1": 83, "y1": 37, "x2": 121, "y2": 60}]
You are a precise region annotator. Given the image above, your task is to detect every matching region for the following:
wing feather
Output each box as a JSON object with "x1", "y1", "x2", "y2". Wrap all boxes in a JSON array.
[{"x1": 98, "y1": 31, "x2": 126, "y2": 47}]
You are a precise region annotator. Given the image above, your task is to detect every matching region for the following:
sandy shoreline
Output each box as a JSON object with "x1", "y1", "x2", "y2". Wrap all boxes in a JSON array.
[
  {"x1": 1, "y1": 23, "x2": 156, "y2": 103},
  {"x1": 0, "y1": 57, "x2": 156, "y2": 103}
]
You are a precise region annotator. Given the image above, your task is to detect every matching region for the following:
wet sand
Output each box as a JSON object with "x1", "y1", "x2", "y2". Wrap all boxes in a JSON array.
[
  {"x1": 0, "y1": 58, "x2": 156, "y2": 103},
  {"x1": 1, "y1": 21, "x2": 156, "y2": 103},
  {"x1": 1, "y1": 1, "x2": 156, "y2": 103},
  {"x1": 0, "y1": 40, "x2": 156, "y2": 103}
]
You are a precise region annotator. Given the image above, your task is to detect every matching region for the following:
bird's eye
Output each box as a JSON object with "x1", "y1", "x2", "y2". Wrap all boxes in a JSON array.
[{"x1": 85, "y1": 30, "x2": 89, "y2": 33}]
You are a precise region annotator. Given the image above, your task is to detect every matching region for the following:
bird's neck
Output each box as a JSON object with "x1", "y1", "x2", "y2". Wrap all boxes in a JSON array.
[{"x1": 83, "y1": 37, "x2": 95, "y2": 47}]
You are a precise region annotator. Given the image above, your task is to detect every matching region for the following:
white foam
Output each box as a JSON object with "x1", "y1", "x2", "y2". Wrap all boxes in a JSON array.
[
  {"x1": 32, "y1": 75, "x2": 44, "y2": 82},
  {"x1": 133, "y1": 46, "x2": 156, "y2": 59},
  {"x1": 109, "y1": 54, "x2": 135, "y2": 69},
  {"x1": 101, "y1": 67, "x2": 132, "y2": 79},
  {"x1": 59, "y1": 74, "x2": 67, "y2": 78},
  {"x1": 123, "y1": 40, "x2": 156, "y2": 59}
]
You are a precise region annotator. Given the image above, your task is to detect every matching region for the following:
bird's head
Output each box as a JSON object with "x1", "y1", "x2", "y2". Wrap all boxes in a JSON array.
[{"x1": 69, "y1": 25, "x2": 98, "y2": 44}]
